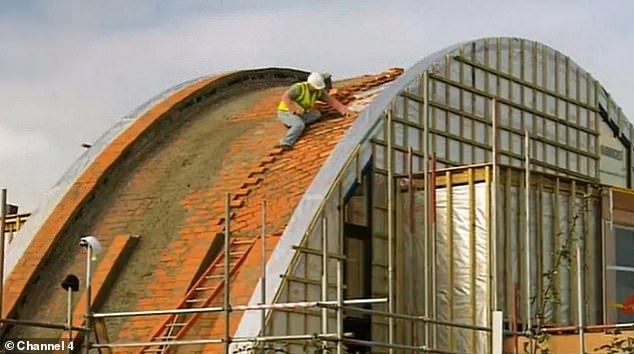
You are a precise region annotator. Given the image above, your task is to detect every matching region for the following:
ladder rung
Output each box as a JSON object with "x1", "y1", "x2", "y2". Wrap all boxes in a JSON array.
[
  {"x1": 230, "y1": 251, "x2": 246, "y2": 256},
  {"x1": 233, "y1": 240, "x2": 252, "y2": 245},
  {"x1": 165, "y1": 323, "x2": 186, "y2": 327},
  {"x1": 195, "y1": 286, "x2": 215, "y2": 291},
  {"x1": 213, "y1": 263, "x2": 236, "y2": 268},
  {"x1": 205, "y1": 274, "x2": 225, "y2": 279},
  {"x1": 186, "y1": 298, "x2": 205, "y2": 303}
]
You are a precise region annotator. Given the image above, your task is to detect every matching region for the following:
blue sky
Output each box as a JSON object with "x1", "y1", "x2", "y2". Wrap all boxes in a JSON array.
[{"x1": 1, "y1": 0, "x2": 633, "y2": 210}]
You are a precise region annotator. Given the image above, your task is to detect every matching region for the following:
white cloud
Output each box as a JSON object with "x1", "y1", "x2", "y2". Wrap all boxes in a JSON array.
[{"x1": 1, "y1": 0, "x2": 634, "y2": 209}]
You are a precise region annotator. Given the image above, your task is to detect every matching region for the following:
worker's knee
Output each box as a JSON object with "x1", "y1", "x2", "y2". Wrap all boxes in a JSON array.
[{"x1": 292, "y1": 120, "x2": 306, "y2": 130}]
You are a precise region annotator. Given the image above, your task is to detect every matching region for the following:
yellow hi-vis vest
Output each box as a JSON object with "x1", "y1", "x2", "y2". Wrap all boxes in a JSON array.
[{"x1": 278, "y1": 82, "x2": 320, "y2": 112}]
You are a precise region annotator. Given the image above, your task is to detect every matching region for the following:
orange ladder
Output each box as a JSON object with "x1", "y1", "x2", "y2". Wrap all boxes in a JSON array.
[{"x1": 139, "y1": 237, "x2": 256, "y2": 354}]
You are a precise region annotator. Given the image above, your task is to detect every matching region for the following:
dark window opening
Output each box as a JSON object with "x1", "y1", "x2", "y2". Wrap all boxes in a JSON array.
[{"x1": 343, "y1": 176, "x2": 373, "y2": 354}]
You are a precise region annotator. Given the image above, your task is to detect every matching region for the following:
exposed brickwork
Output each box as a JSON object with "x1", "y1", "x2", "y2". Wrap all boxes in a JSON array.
[
  {"x1": 112, "y1": 100, "x2": 291, "y2": 347},
  {"x1": 2, "y1": 74, "x2": 220, "y2": 320},
  {"x1": 126, "y1": 69, "x2": 406, "y2": 353}
]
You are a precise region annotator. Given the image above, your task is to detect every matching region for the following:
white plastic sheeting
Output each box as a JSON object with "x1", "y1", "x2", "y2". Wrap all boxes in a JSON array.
[{"x1": 434, "y1": 183, "x2": 489, "y2": 353}]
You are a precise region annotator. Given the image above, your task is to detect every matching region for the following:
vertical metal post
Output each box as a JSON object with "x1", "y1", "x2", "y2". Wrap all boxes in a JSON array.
[
  {"x1": 260, "y1": 200, "x2": 266, "y2": 336},
  {"x1": 261, "y1": 199, "x2": 267, "y2": 337},
  {"x1": 224, "y1": 193, "x2": 231, "y2": 354},
  {"x1": 422, "y1": 71, "x2": 430, "y2": 349},
  {"x1": 321, "y1": 216, "x2": 328, "y2": 351},
  {"x1": 408, "y1": 147, "x2": 414, "y2": 233},
  {"x1": 336, "y1": 259, "x2": 343, "y2": 354},
  {"x1": 514, "y1": 284, "x2": 519, "y2": 354},
  {"x1": 524, "y1": 130, "x2": 533, "y2": 354},
  {"x1": 0, "y1": 188, "x2": 5, "y2": 338},
  {"x1": 576, "y1": 229, "x2": 585, "y2": 354},
  {"x1": 601, "y1": 214, "x2": 607, "y2": 325},
  {"x1": 430, "y1": 153, "x2": 437, "y2": 349},
  {"x1": 67, "y1": 289, "x2": 73, "y2": 354},
  {"x1": 387, "y1": 109, "x2": 395, "y2": 354},
  {"x1": 407, "y1": 146, "x2": 415, "y2": 352},
  {"x1": 84, "y1": 247, "x2": 92, "y2": 354},
  {"x1": 491, "y1": 99, "x2": 498, "y2": 314}
]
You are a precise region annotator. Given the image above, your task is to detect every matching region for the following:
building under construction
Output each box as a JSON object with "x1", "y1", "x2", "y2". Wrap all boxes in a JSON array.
[{"x1": 2, "y1": 37, "x2": 634, "y2": 353}]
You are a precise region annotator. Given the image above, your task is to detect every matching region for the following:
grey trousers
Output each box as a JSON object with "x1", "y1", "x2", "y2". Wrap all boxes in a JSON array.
[{"x1": 277, "y1": 110, "x2": 321, "y2": 146}]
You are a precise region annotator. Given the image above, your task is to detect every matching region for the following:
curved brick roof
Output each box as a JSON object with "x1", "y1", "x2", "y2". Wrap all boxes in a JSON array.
[{"x1": 2, "y1": 66, "x2": 403, "y2": 349}]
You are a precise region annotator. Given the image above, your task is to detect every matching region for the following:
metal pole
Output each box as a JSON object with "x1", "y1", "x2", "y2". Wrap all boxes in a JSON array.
[
  {"x1": 89, "y1": 298, "x2": 387, "y2": 319},
  {"x1": 92, "y1": 333, "x2": 342, "y2": 349},
  {"x1": 321, "y1": 216, "x2": 329, "y2": 352},
  {"x1": 408, "y1": 147, "x2": 414, "y2": 233},
  {"x1": 67, "y1": 289, "x2": 73, "y2": 353},
  {"x1": 490, "y1": 99, "x2": 498, "y2": 314},
  {"x1": 422, "y1": 71, "x2": 431, "y2": 349},
  {"x1": 407, "y1": 146, "x2": 415, "y2": 354},
  {"x1": 430, "y1": 153, "x2": 437, "y2": 349},
  {"x1": 261, "y1": 199, "x2": 267, "y2": 337},
  {"x1": 84, "y1": 246, "x2": 92, "y2": 354},
  {"x1": 0, "y1": 188, "x2": 6, "y2": 340},
  {"x1": 0, "y1": 318, "x2": 87, "y2": 331},
  {"x1": 387, "y1": 109, "x2": 395, "y2": 354},
  {"x1": 224, "y1": 193, "x2": 231, "y2": 354},
  {"x1": 524, "y1": 130, "x2": 533, "y2": 354},
  {"x1": 336, "y1": 259, "x2": 343, "y2": 354},
  {"x1": 576, "y1": 233, "x2": 585, "y2": 354}
]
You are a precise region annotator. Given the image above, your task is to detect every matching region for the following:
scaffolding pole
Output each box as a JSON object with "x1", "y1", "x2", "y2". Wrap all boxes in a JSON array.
[
  {"x1": 92, "y1": 333, "x2": 341, "y2": 349},
  {"x1": 407, "y1": 146, "x2": 416, "y2": 353},
  {"x1": 0, "y1": 188, "x2": 6, "y2": 340},
  {"x1": 85, "y1": 296, "x2": 494, "y2": 351},
  {"x1": 422, "y1": 71, "x2": 431, "y2": 350},
  {"x1": 0, "y1": 318, "x2": 87, "y2": 331},
  {"x1": 321, "y1": 215, "x2": 329, "y2": 352},
  {"x1": 524, "y1": 131, "x2": 533, "y2": 354},
  {"x1": 261, "y1": 199, "x2": 267, "y2": 337},
  {"x1": 336, "y1": 259, "x2": 343, "y2": 354},
  {"x1": 91, "y1": 298, "x2": 387, "y2": 319},
  {"x1": 430, "y1": 153, "x2": 437, "y2": 349},
  {"x1": 490, "y1": 99, "x2": 498, "y2": 315},
  {"x1": 224, "y1": 193, "x2": 231, "y2": 354},
  {"x1": 387, "y1": 109, "x2": 395, "y2": 354},
  {"x1": 576, "y1": 213, "x2": 585, "y2": 354},
  {"x1": 83, "y1": 244, "x2": 93, "y2": 354}
]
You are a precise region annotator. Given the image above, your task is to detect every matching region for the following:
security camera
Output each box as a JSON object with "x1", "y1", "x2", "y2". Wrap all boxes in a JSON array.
[{"x1": 79, "y1": 235, "x2": 102, "y2": 260}]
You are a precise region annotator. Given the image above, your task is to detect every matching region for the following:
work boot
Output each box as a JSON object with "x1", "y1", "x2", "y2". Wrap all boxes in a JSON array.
[{"x1": 275, "y1": 143, "x2": 293, "y2": 151}]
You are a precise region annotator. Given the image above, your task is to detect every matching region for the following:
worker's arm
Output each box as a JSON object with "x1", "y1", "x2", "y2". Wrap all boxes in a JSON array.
[
  {"x1": 281, "y1": 92, "x2": 304, "y2": 114},
  {"x1": 324, "y1": 95, "x2": 351, "y2": 116}
]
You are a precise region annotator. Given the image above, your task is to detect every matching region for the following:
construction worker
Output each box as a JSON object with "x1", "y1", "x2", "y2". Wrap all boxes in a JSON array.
[{"x1": 276, "y1": 72, "x2": 351, "y2": 150}]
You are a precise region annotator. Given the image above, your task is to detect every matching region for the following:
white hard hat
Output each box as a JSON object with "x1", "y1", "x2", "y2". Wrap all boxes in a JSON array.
[{"x1": 307, "y1": 72, "x2": 325, "y2": 90}]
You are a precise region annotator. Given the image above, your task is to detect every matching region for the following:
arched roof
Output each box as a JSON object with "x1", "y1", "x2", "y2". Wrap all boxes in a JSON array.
[{"x1": 235, "y1": 36, "x2": 633, "y2": 336}]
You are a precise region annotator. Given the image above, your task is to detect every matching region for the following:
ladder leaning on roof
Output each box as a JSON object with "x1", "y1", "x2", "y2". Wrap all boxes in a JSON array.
[{"x1": 138, "y1": 237, "x2": 257, "y2": 354}]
